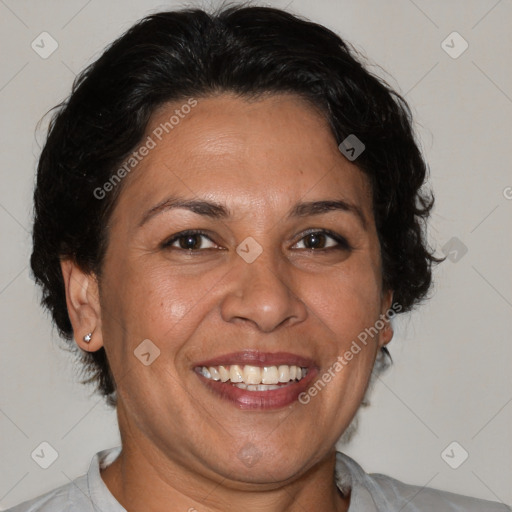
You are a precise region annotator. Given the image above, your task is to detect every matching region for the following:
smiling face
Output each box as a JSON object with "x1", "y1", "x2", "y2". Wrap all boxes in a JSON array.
[{"x1": 64, "y1": 92, "x2": 393, "y2": 487}]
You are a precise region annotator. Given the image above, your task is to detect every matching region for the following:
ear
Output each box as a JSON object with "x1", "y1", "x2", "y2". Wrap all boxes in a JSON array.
[
  {"x1": 378, "y1": 288, "x2": 395, "y2": 348},
  {"x1": 60, "y1": 258, "x2": 104, "y2": 352}
]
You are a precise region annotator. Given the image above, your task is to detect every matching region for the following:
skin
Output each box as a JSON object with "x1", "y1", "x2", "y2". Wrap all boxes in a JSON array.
[{"x1": 61, "y1": 93, "x2": 394, "y2": 512}]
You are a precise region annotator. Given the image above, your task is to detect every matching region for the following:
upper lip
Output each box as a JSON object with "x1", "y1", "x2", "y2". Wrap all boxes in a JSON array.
[{"x1": 194, "y1": 351, "x2": 316, "y2": 369}]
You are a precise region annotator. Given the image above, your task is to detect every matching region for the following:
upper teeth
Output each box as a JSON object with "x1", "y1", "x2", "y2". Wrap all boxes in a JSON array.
[{"x1": 199, "y1": 364, "x2": 308, "y2": 385}]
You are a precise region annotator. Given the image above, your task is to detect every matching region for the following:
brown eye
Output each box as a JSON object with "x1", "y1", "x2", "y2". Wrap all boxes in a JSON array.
[
  {"x1": 303, "y1": 232, "x2": 329, "y2": 249},
  {"x1": 162, "y1": 230, "x2": 217, "y2": 251},
  {"x1": 292, "y1": 230, "x2": 351, "y2": 251}
]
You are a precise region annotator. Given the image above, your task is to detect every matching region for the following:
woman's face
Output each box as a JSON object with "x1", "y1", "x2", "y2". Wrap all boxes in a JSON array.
[{"x1": 88, "y1": 93, "x2": 393, "y2": 483}]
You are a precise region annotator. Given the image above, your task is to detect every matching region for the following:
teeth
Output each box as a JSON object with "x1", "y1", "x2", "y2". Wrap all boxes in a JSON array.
[
  {"x1": 230, "y1": 365, "x2": 244, "y2": 383},
  {"x1": 261, "y1": 366, "x2": 279, "y2": 384},
  {"x1": 234, "y1": 383, "x2": 283, "y2": 391},
  {"x1": 243, "y1": 365, "x2": 261, "y2": 384},
  {"x1": 208, "y1": 367, "x2": 220, "y2": 381},
  {"x1": 199, "y1": 364, "x2": 308, "y2": 386},
  {"x1": 278, "y1": 365, "x2": 290, "y2": 383},
  {"x1": 218, "y1": 365, "x2": 230, "y2": 382}
]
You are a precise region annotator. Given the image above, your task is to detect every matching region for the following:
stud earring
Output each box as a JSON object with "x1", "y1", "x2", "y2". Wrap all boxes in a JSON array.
[{"x1": 83, "y1": 332, "x2": 93, "y2": 343}]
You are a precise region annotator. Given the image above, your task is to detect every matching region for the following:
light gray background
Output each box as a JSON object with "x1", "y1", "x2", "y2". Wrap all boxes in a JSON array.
[{"x1": 1, "y1": 0, "x2": 511, "y2": 508}]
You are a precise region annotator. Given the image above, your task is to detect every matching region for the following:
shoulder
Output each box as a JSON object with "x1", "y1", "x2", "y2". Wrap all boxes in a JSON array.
[
  {"x1": 336, "y1": 451, "x2": 511, "y2": 512},
  {"x1": 4, "y1": 446, "x2": 123, "y2": 512},
  {"x1": 3, "y1": 475, "x2": 92, "y2": 512},
  {"x1": 369, "y1": 471, "x2": 511, "y2": 511}
]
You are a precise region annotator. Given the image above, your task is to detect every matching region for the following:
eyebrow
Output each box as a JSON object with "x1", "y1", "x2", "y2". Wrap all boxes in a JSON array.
[{"x1": 139, "y1": 196, "x2": 368, "y2": 230}]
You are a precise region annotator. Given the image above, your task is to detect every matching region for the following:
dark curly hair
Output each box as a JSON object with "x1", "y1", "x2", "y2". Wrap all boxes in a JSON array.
[{"x1": 30, "y1": 4, "x2": 444, "y2": 407}]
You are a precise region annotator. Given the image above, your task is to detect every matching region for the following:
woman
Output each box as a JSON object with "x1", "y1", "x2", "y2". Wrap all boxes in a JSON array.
[{"x1": 8, "y1": 4, "x2": 510, "y2": 512}]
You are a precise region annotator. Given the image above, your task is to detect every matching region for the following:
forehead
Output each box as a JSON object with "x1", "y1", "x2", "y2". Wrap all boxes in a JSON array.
[{"x1": 112, "y1": 93, "x2": 372, "y2": 224}]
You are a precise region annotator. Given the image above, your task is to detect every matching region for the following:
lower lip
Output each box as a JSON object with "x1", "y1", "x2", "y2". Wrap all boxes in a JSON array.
[{"x1": 195, "y1": 369, "x2": 319, "y2": 410}]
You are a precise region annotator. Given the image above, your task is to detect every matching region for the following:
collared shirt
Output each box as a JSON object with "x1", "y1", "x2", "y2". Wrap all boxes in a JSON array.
[{"x1": 6, "y1": 446, "x2": 511, "y2": 511}]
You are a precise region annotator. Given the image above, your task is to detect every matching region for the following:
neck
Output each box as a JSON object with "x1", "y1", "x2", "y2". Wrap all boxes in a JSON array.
[{"x1": 101, "y1": 424, "x2": 350, "y2": 512}]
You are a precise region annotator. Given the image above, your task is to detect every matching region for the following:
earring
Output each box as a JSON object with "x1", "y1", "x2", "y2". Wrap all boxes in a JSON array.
[{"x1": 83, "y1": 332, "x2": 93, "y2": 343}]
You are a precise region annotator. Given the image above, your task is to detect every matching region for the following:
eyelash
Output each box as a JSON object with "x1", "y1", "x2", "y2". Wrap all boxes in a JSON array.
[{"x1": 161, "y1": 229, "x2": 352, "y2": 253}]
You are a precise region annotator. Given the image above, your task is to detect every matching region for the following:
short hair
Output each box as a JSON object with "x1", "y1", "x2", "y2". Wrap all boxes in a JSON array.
[{"x1": 30, "y1": 4, "x2": 444, "y2": 406}]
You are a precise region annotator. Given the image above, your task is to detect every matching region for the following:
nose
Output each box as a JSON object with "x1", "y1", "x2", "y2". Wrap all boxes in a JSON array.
[{"x1": 220, "y1": 248, "x2": 308, "y2": 333}]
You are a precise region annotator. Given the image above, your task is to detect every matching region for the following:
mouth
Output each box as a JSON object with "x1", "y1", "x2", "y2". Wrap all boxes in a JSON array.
[{"x1": 193, "y1": 352, "x2": 318, "y2": 410}]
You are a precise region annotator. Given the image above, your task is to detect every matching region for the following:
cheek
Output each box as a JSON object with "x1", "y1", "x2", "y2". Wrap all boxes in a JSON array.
[
  {"x1": 98, "y1": 262, "x2": 212, "y2": 414},
  {"x1": 100, "y1": 256, "x2": 227, "y2": 357},
  {"x1": 303, "y1": 259, "x2": 383, "y2": 344}
]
